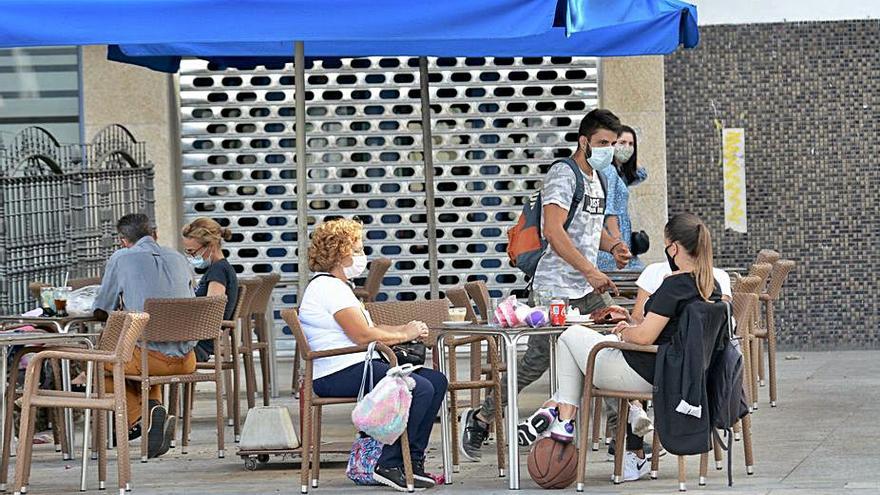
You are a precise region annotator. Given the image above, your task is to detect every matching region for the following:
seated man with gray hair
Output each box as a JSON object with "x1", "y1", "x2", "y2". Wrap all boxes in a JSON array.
[{"x1": 93, "y1": 213, "x2": 195, "y2": 458}]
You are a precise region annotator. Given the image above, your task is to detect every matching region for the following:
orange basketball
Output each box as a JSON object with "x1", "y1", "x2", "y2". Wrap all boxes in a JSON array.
[{"x1": 527, "y1": 437, "x2": 578, "y2": 489}]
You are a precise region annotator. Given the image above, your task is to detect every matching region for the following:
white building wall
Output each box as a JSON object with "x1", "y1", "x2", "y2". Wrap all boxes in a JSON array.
[{"x1": 690, "y1": 0, "x2": 879, "y2": 25}]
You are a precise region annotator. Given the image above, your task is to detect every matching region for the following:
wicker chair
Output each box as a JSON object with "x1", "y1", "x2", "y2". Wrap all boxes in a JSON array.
[
  {"x1": 189, "y1": 282, "x2": 250, "y2": 445},
  {"x1": 736, "y1": 263, "x2": 772, "y2": 398},
  {"x1": 731, "y1": 291, "x2": 759, "y2": 474},
  {"x1": 575, "y1": 303, "x2": 744, "y2": 492},
  {"x1": 127, "y1": 296, "x2": 226, "y2": 461},
  {"x1": 755, "y1": 249, "x2": 780, "y2": 270},
  {"x1": 243, "y1": 273, "x2": 280, "y2": 407},
  {"x1": 280, "y1": 309, "x2": 415, "y2": 493},
  {"x1": 441, "y1": 288, "x2": 507, "y2": 475},
  {"x1": 754, "y1": 260, "x2": 796, "y2": 407},
  {"x1": 12, "y1": 312, "x2": 150, "y2": 495},
  {"x1": 353, "y1": 258, "x2": 392, "y2": 303}
]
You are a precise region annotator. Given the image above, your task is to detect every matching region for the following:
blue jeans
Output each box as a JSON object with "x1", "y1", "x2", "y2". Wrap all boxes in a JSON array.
[{"x1": 313, "y1": 360, "x2": 448, "y2": 469}]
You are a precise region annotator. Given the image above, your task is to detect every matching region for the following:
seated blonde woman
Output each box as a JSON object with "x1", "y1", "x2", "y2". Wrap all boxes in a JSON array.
[
  {"x1": 298, "y1": 218, "x2": 447, "y2": 492},
  {"x1": 525, "y1": 213, "x2": 724, "y2": 483}
]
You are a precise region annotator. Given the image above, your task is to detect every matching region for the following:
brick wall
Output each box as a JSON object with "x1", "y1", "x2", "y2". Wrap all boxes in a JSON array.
[{"x1": 664, "y1": 20, "x2": 880, "y2": 349}]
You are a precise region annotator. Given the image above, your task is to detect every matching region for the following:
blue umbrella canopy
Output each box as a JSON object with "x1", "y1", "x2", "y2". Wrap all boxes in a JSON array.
[
  {"x1": 109, "y1": 0, "x2": 698, "y2": 71},
  {"x1": 0, "y1": 0, "x2": 558, "y2": 47}
]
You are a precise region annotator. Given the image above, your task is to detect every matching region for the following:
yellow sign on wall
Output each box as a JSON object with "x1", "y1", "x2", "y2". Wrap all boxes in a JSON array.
[{"x1": 722, "y1": 128, "x2": 747, "y2": 233}]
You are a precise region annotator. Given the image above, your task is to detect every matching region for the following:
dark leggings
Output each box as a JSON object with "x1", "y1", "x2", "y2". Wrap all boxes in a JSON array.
[{"x1": 314, "y1": 360, "x2": 448, "y2": 468}]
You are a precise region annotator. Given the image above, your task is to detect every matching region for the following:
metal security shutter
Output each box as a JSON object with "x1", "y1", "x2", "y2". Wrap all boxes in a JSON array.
[{"x1": 179, "y1": 56, "x2": 598, "y2": 349}]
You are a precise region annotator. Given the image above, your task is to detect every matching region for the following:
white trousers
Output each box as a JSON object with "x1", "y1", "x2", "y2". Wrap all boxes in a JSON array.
[{"x1": 554, "y1": 325, "x2": 652, "y2": 407}]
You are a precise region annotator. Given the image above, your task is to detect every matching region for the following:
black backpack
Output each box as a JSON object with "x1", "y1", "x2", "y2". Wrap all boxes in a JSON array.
[{"x1": 706, "y1": 302, "x2": 750, "y2": 486}]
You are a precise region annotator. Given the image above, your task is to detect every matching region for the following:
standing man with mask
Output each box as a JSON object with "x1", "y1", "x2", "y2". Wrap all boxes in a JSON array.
[
  {"x1": 93, "y1": 213, "x2": 196, "y2": 459},
  {"x1": 460, "y1": 109, "x2": 633, "y2": 460}
]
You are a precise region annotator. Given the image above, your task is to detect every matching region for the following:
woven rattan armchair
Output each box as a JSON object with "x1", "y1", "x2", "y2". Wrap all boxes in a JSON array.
[
  {"x1": 128, "y1": 296, "x2": 226, "y2": 461},
  {"x1": 12, "y1": 312, "x2": 150, "y2": 495},
  {"x1": 280, "y1": 309, "x2": 415, "y2": 493},
  {"x1": 441, "y1": 288, "x2": 507, "y2": 474},
  {"x1": 754, "y1": 259, "x2": 795, "y2": 407},
  {"x1": 190, "y1": 282, "x2": 250, "y2": 445},
  {"x1": 353, "y1": 257, "x2": 392, "y2": 303},
  {"x1": 244, "y1": 273, "x2": 280, "y2": 407},
  {"x1": 227, "y1": 278, "x2": 263, "y2": 418}
]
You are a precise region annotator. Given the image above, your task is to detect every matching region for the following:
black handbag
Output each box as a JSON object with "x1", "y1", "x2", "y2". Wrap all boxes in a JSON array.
[
  {"x1": 391, "y1": 341, "x2": 426, "y2": 366},
  {"x1": 630, "y1": 230, "x2": 650, "y2": 256}
]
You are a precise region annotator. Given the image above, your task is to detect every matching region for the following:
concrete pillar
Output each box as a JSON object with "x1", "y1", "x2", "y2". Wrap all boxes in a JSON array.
[
  {"x1": 80, "y1": 46, "x2": 183, "y2": 249},
  {"x1": 599, "y1": 55, "x2": 668, "y2": 264}
]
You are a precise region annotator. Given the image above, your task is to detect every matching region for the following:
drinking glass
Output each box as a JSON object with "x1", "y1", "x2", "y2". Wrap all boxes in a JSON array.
[{"x1": 54, "y1": 286, "x2": 72, "y2": 317}]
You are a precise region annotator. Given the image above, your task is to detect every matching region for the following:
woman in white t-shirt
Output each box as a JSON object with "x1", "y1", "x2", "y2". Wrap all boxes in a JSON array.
[
  {"x1": 631, "y1": 262, "x2": 732, "y2": 323},
  {"x1": 297, "y1": 218, "x2": 447, "y2": 491}
]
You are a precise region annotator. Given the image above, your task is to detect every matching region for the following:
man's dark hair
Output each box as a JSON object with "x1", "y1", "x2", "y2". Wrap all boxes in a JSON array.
[
  {"x1": 578, "y1": 108, "x2": 622, "y2": 139},
  {"x1": 117, "y1": 213, "x2": 153, "y2": 243}
]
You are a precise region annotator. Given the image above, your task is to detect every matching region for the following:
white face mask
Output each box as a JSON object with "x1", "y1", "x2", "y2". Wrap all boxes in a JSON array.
[
  {"x1": 587, "y1": 145, "x2": 615, "y2": 172},
  {"x1": 343, "y1": 254, "x2": 368, "y2": 279},
  {"x1": 614, "y1": 145, "x2": 634, "y2": 163}
]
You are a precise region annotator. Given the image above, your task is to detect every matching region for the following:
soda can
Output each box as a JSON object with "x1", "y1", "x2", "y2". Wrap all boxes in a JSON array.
[{"x1": 549, "y1": 299, "x2": 567, "y2": 326}]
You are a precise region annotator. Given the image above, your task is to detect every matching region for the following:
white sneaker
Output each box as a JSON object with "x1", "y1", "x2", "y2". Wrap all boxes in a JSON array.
[
  {"x1": 621, "y1": 451, "x2": 650, "y2": 482},
  {"x1": 628, "y1": 403, "x2": 654, "y2": 437},
  {"x1": 548, "y1": 417, "x2": 575, "y2": 443}
]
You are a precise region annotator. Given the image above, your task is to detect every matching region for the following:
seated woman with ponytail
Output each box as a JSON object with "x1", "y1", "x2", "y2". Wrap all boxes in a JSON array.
[
  {"x1": 181, "y1": 217, "x2": 240, "y2": 362},
  {"x1": 521, "y1": 212, "x2": 722, "y2": 483}
]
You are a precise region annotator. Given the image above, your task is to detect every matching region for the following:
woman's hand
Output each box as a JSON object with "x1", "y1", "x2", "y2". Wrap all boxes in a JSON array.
[
  {"x1": 402, "y1": 320, "x2": 429, "y2": 342},
  {"x1": 613, "y1": 321, "x2": 634, "y2": 341}
]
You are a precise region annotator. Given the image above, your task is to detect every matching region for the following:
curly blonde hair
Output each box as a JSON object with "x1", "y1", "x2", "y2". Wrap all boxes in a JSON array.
[
  {"x1": 308, "y1": 218, "x2": 363, "y2": 272},
  {"x1": 181, "y1": 217, "x2": 232, "y2": 248}
]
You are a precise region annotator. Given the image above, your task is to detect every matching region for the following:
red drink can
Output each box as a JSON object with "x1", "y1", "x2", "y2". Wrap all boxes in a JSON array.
[{"x1": 549, "y1": 299, "x2": 566, "y2": 326}]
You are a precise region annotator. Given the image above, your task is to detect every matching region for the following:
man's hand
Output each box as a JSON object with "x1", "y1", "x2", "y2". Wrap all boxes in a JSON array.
[
  {"x1": 612, "y1": 243, "x2": 633, "y2": 269},
  {"x1": 585, "y1": 269, "x2": 619, "y2": 296}
]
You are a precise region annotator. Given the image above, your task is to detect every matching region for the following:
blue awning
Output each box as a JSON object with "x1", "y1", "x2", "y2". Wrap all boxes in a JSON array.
[
  {"x1": 0, "y1": 0, "x2": 558, "y2": 47},
  {"x1": 109, "y1": 0, "x2": 697, "y2": 72}
]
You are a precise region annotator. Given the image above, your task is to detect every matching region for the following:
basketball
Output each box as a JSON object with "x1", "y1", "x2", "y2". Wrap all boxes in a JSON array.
[{"x1": 527, "y1": 437, "x2": 578, "y2": 489}]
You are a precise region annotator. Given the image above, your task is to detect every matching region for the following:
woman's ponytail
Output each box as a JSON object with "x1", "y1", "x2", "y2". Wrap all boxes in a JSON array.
[{"x1": 694, "y1": 223, "x2": 715, "y2": 301}]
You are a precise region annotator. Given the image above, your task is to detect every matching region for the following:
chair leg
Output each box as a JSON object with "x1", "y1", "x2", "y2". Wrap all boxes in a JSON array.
[
  {"x1": 741, "y1": 416, "x2": 755, "y2": 475},
  {"x1": 140, "y1": 379, "x2": 150, "y2": 463},
  {"x1": 1, "y1": 348, "x2": 29, "y2": 491},
  {"x1": 740, "y1": 334, "x2": 755, "y2": 407},
  {"x1": 243, "y1": 346, "x2": 257, "y2": 411},
  {"x1": 399, "y1": 431, "x2": 415, "y2": 492},
  {"x1": 299, "y1": 389, "x2": 313, "y2": 493},
  {"x1": 767, "y1": 302, "x2": 778, "y2": 407},
  {"x1": 447, "y1": 346, "x2": 460, "y2": 472},
  {"x1": 291, "y1": 346, "x2": 301, "y2": 398},
  {"x1": 259, "y1": 345, "x2": 271, "y2": 407},
  {"x1": 49, "y1": 359, "x2": 71, "y2": 460},
  {"x1": 97, "y1": 375, "x2": 107, "y2": 490},
  {"x1": 590, "y1": 397, "x2": 602, "y2": 451},
  {"x1": 311, "y1": 407, "x2": 322, "y2": 488},
  {"x1": 678, "y1": 455, "x2": 687, "y2": 492},
  {"x1": 223, "y1": 368, "x2": 235, "y2": 428},
  {"x1": 488, "y1": 340, "x2": 506, "y2": 477},
  {"x1": 750, "y1": 338, "x2": 761, "y2": 409},
  {"x1": 181, "y1": 383, "x2": 193, "y2": 454},
  {"x1": 168, "y1": 384, "x2": 179, "y2": 449},
  {"x1": 612, "y1": 398, "x2": 628, "y2": 484},
  {"x1": 757, "y1": 339, "x2": 766, "y2": 387},
  {"x1": 14, "y1": 404, "x2": 37, "y2": 494},
  {"x1": 575, "y1": 390, "x2": 594, "y2": 492},
  {"x1": 469, "y1": 342, "x2": 481, "y2": 408},
  {"x1": 215, "y1": 375, "x2": 226, "y2": 458},
  {"x1": 114, "y1": 389, "x2": 132, "y2": 494},
  {"x1": 650, "y1": 430, "x2": 660, "y2": 479}
]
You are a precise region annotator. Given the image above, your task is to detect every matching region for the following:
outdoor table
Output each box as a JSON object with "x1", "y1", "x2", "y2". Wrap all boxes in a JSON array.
[
  {"x1": 0, "y1": 331, "x2": 97, "y2": 492},
  {"x1": 0, "y1": 316, "x2": 97, "y2": 462},
  {"x1": 433, "y1": 322, "x2": 615, "y2": 490}
]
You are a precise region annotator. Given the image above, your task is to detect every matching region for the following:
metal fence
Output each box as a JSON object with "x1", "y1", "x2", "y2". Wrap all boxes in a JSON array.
[
  {"x1": 0, "y1": 125, "x2": 154, "y2": 314},
  {"x1": 179, "y1": 56, "x2": 599, "y2": 350}
]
